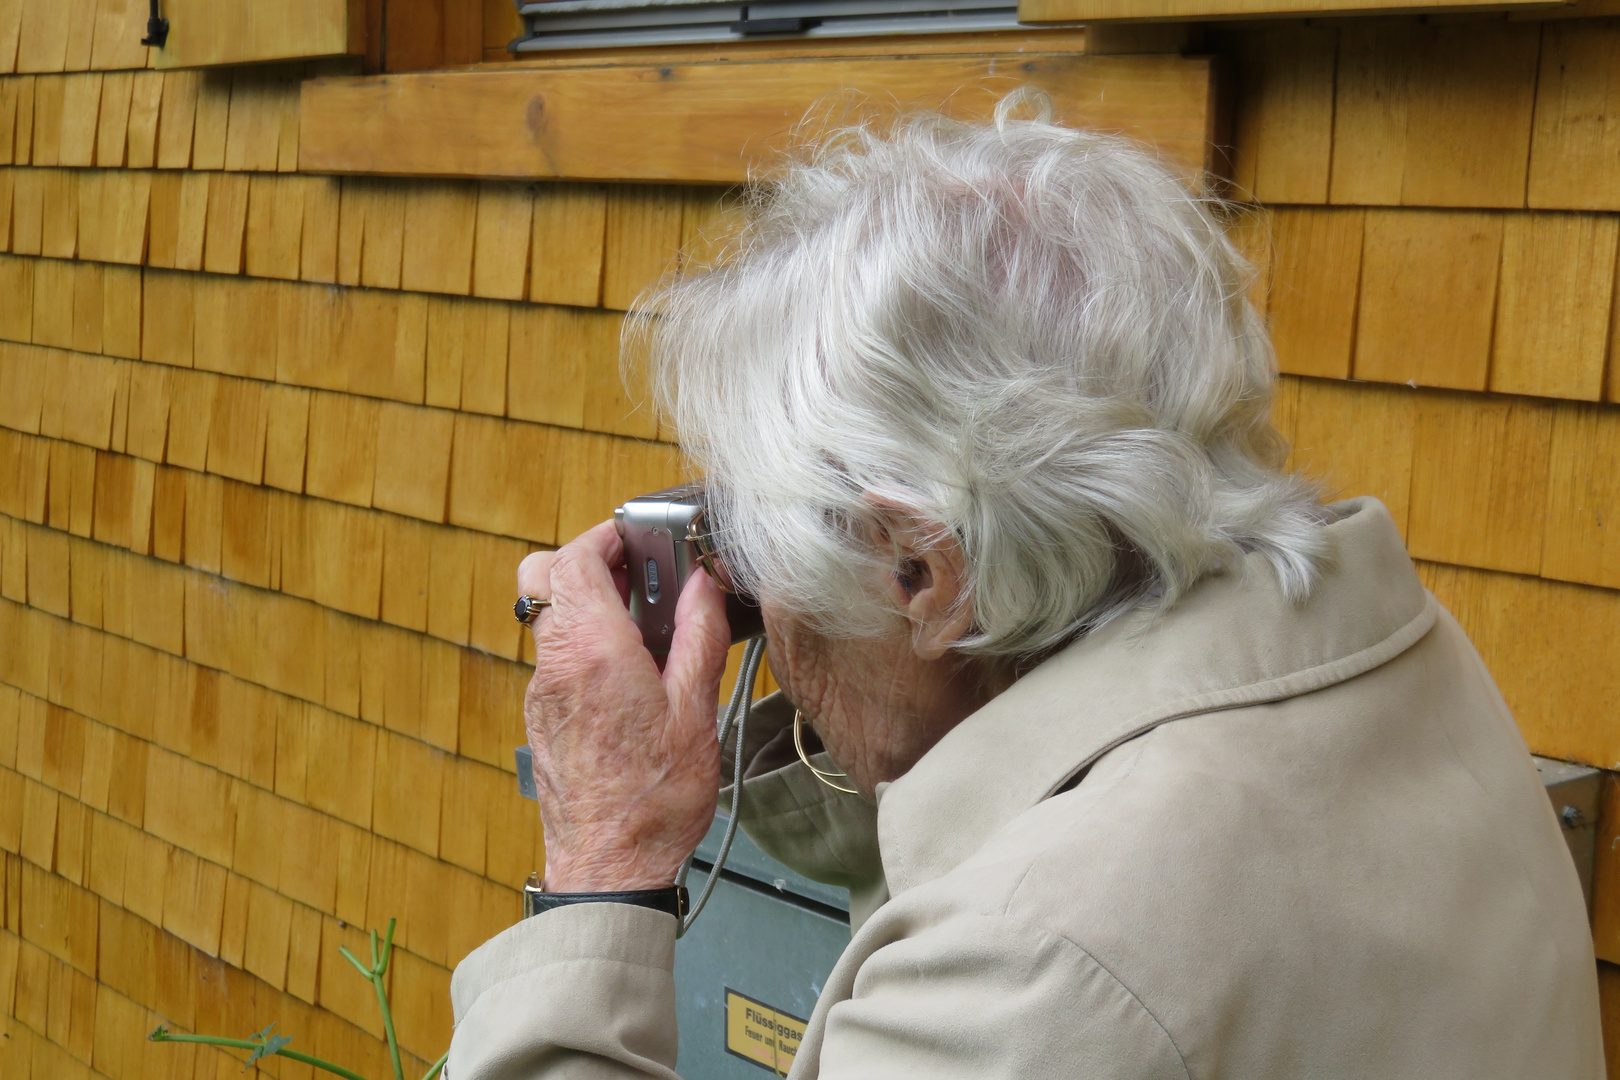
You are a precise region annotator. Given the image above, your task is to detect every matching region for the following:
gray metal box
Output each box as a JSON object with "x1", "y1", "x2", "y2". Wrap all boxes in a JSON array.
[
  {"x1": 1533, "y1": 754, "x2": 1602, "y2": 913},
  {"x1": 675, "y1": 814, "x2": 850, "y2": 1077}
]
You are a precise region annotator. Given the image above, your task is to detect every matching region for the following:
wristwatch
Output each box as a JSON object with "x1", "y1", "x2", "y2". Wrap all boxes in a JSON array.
[{"x1": 522, "y1": 872, "x2": 689, "y2": 920}]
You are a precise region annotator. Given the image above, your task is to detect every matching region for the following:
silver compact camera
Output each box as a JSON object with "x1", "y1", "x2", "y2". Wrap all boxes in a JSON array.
[{"x1": 614, "y1": 483, "x2": 764, "y2": 655}]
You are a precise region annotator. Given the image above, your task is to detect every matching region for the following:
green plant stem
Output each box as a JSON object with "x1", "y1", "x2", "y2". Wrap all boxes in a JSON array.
[
  {"x1": 339, "y1": 921, "x2": 406, "y2": 1080},
  {"x1": 420, "y1": 1049, "x2": 450, "y2": 1080},
  {"x1": 341, "y1": 945, "x2": 371, "y2": 978},
  {"x1": 153, "y1": 918, "x2": 436, "y2": 1080},
  {"x1": 149, "y1": 1031, "x2": 372, "y2": 1080},
  {"x1": 374, "y1": 967, "x2": 404, "y2": 1080},
  {"x1": 376, "y1": 919, "x2": 405, "y2": 1080}
]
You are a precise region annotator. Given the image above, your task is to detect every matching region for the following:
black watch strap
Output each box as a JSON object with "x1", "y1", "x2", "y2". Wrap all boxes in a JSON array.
[{"x1": 522, "y1": 875, "x2": 688, "y2": 921}]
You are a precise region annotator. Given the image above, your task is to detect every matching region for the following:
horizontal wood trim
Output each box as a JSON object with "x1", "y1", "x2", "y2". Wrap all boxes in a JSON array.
[
  {"x1": 152, "y1": 0, "x2": 365, "y2": 70},
  {"x1": 298, "y1": 52, "x2": 1217, "y2": 183},
  {"x1": 1019, "y1": 0, "x2": 1563, "y2": 21},
  {"x1": 1510, "y1": 0, "x2": 1620, "y2": 17}
]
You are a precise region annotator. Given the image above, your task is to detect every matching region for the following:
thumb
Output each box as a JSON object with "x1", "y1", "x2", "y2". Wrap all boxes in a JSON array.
[{"x1": 663, "y1": 569, "x2": 732, "y2": 725}]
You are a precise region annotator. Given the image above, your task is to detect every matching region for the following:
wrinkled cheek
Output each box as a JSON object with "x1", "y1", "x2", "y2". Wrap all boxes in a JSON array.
[
  {"x1": 761, "y1": 613, "x2": 864, "y2": 777},
  {"x1": 759, "y1": 606, "x2": 823, "y2": 712}
]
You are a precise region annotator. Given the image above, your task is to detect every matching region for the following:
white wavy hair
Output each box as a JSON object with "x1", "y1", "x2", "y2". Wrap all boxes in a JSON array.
[{"x1": 633, "y1": 99, "x2": 1328, "y2": 661}]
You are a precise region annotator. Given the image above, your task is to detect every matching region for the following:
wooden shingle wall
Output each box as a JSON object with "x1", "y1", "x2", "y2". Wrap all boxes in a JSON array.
[
  {"x1": 1224, "y1": 19, "x2": 1620, "y2": 777},
  {"x1": 0, "y1": 7, "x2": 1619, "y2": 1080},
  {"x1": 1224, "y1": 18, "x2": 1620, "y2": 1036},
  {"x1": 0, "y1": 33, "x2": 714, "y2": 1080}
]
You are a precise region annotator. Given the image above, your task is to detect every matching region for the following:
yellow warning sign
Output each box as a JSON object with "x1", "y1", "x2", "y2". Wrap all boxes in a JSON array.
[{"x1": 724, "y1": 988, "x2": 806, "y2": 1076}]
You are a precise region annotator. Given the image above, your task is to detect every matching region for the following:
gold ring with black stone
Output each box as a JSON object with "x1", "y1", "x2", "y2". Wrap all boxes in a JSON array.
[{"x1": 513, "y1": 595, "x2": 552, "y2": 625}]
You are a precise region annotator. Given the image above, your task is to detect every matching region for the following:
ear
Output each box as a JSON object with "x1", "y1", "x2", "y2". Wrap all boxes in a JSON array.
[{"x1": 870, "y1": 503, "x2": 974, "y2": 661}]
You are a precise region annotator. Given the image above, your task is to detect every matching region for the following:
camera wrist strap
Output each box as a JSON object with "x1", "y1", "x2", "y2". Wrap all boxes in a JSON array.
[{"x1": 675, "y1": 635, "x2": 766, "y2": 937}]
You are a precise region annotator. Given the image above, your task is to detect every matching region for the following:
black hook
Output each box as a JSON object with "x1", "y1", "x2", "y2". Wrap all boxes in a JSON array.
[{"x1": 140, "y1": 0, "x2": 168, "y2": 47}]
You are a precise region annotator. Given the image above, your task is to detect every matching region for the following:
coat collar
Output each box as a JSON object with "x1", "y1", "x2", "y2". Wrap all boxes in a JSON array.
[{"x1": 874, "y1": 497, "x2": 1437, "y2": 897}]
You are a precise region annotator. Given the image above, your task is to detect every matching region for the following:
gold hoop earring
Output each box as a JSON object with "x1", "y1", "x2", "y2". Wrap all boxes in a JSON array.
[{"x1": 793, "y1": 710, "x2": 858, "y2": 794}]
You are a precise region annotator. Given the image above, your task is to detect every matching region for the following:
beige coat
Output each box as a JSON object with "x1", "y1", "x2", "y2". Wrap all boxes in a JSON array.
[{"x1": 449, "y1": 499, "x2": 1602, "y2": 1078}]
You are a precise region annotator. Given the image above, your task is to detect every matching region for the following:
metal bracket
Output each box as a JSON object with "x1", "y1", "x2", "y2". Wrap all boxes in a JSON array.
[
  {"x1": 140, "y1": 0, "x2": 169, "y2": 47},
  {"x1": 515, "y1": 744, "x2": 538, "y2": 801},
  {"x1": 730, "y1": 12, "x2": 823, "y2": 33},
  {"x1": 1535, "y1": 755, "x2": 1602, "y2": 914}
]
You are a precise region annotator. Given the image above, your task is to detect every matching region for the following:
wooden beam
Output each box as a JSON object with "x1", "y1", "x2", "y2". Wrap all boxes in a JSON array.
[
  {"x1": 1019, "y1": 0, "x2": 1563, "y2": 21},
  {"x1": 299, "y1": 52, "x2": 1217, "y2": 183},
  {"x1": 153, "y1": 0, "x2": 366, "y2": 69}
]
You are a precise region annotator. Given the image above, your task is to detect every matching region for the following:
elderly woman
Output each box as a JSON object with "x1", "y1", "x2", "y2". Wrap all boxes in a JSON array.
[{"x1": 447, "y1": 108, "x2": 1600, "y2": 1078}]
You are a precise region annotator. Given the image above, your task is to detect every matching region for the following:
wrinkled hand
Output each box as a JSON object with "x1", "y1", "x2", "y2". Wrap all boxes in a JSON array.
[{"x1": 518, "y1": 520, "x2": 732, "y2": 893}]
